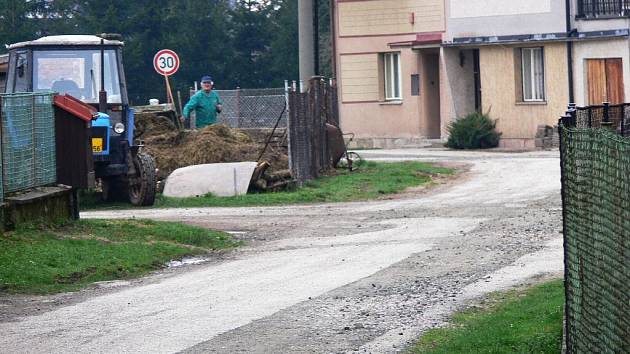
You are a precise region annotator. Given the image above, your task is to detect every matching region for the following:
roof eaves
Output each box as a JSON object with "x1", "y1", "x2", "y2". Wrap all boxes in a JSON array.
[{"x1": 389, "y1": 32, "x2": 443, "y2": 48}]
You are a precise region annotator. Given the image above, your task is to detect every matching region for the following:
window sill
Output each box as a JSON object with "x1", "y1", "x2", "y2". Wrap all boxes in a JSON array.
[
  {"x1": 516, "y1": 101, "x2": 547, "y2": 106},
  {"x1": 380, "y1": 100, "x2": 403, "y2": 105}
]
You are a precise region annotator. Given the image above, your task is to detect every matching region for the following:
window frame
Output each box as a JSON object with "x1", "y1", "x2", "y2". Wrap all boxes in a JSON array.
[
  {"x1": 384, "y1": 52, "x2": 402, "y2": 101},
  {"x1": 521, "y1": 47, "x2": 546, "y2": 102}
]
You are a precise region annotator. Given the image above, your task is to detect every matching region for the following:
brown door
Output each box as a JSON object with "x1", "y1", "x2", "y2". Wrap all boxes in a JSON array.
[
  {"x1": 587, "y1": 58, "x2": 625, "y2": 104},
  {"x1": 605, "y1": 59, "x2": 624, "y2": 104}
]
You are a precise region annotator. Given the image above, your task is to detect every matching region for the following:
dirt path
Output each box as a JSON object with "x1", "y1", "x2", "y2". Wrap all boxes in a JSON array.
[{"x1": 0, "y1": 149, "x2": 563, "y2": 354}]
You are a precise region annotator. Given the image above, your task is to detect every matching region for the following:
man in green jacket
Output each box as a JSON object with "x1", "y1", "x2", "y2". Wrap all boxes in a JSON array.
[{"x1": 183, "y1": 75, "x2": 223, "y2": 129}]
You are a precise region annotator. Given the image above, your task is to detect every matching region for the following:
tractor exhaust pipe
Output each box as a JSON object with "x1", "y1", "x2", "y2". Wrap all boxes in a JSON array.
[{"x1": 99, "y1": 38, "x2": 107, "y2": 113}]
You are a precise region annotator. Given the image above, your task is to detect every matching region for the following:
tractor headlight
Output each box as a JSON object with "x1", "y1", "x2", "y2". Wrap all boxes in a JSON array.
[{"x1": 114, "y1": 123, "x2": 125, "y2": 134}]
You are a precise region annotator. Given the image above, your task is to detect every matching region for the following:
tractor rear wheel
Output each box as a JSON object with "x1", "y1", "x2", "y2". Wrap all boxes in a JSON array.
[{"x1": 128, "y1": 153, "x2": 157, "y2": 206}]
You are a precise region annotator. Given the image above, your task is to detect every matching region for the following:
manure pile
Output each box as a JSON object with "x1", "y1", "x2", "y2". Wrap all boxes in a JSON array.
[{"x1": 135, "y1": 113, "x2": 288, "y2": 181}]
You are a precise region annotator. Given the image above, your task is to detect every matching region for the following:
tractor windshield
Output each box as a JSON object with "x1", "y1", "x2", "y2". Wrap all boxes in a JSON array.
[{"x1": 33, "y1": 49, "x2": 122, "y2": 103}]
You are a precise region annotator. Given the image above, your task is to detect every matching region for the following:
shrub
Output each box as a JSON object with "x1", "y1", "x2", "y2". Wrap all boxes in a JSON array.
[{"x1": 445, "y1": 112, "x2": 501, "y2": 149}]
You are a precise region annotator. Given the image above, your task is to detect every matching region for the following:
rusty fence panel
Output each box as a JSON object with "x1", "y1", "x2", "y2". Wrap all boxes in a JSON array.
[{"x1": 287, "y1": 78, "x2": 339, "y2": 185}]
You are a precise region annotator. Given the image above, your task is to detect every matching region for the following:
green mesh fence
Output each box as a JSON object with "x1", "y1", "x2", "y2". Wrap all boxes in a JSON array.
[
  {"x1": 559, "y1": 121, "x2": 630, "y2": 353},
  {"x1": 0, "y1": 92, "x2": 56, "y2": 195}
]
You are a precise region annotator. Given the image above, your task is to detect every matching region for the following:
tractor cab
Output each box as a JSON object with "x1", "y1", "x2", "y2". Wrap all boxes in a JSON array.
[{"x1": 5, "y1": 35, "x2": 156, "y2": 206}]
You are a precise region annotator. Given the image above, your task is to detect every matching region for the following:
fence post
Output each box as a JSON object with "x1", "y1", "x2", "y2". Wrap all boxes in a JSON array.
[
  {"x1": 287, "y1": 86, "x2": 295, "y2": 179},
  {"x1": 331, "y1": 78, "x2": 339, "y2": 127},
  {"x1": 0, "y1": 95, "x2": 3, "y2": 201},
  {"x1": 31, "y1": 94, "x2": 36, "y2": 187},
  {"x1": 602, "y1": 102, "x2": 613, "y2": 129},
  {"x1": 309, "y1": 78, "x2": 319, "y2": 178},
  {"x1": 570, "y1": 104, "x2": 577, "y2": 127},
  {"x1": 236, "y1": 87, "x2": 242, "y2": 128},
  {"x1": 303, "y1": 86, "x2": 314, "y2": 181},
  {"x1": 284, "y1": 80, "x2": 289, "y2": 112},
  {"x1": 321, "y1": 78, "x2": 330, "y2": 171},
  {"x1": 557, "y1": 113, "x2": 573, "y2": 354},
  {"x1": 619, "y1": 104, "x2": 626, "y2": 138},
  {"x1": 188, "y1": 87, "x2": 196, "y2": 129}
]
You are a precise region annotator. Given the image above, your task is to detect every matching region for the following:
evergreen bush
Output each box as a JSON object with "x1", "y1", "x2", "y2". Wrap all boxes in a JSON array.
[{"x1": 445, "y1": 112, "x2": 501, "y2": 149}]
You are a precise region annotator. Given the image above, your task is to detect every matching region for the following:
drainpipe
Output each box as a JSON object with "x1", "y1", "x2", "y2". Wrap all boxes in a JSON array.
[{"x1": 566, "y1": 0, "x2": 575, "y2": 103}]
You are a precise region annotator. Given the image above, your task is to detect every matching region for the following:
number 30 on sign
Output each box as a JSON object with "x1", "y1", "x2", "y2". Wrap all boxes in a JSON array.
[{"x1": 153, "y1": 49, "x2": 180, "y2": 76}]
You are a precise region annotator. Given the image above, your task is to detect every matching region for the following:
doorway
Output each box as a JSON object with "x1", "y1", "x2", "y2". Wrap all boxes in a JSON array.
[
  {"x1": 587, "y1": 58, "x2": 625, "y2": 104},
  {"x1": 473, "y1": 49, "x2": 481, "y2": 112},
  {"x1": 422, "y1": 52, "x2": 441, "y2": 138}
]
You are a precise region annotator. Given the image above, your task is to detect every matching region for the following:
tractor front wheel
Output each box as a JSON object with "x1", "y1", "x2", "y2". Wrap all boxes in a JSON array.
[{"x1": 128, "y1": 153, "x2": 157, "y2": 206}]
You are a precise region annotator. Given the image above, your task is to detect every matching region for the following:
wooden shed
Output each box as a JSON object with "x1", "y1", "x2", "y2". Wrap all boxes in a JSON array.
[{"x1": 53, "y1": 94, "x2": 96, "y2": 190}]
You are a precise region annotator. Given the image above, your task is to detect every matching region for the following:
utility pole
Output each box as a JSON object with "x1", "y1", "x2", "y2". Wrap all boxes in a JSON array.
[{"x1": 299, "y1": 0, "x2": 315, "y2": 85}]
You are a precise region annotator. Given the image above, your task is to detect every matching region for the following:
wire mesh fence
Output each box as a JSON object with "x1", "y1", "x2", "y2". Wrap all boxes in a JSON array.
[
  {"x1": 565, "y1": 102, "x2": 630, "y2": 136},
  {"x1": 558, "y1": 107, "x2": 630, "y2": 354},
  {"x1": 214, "y1": 87, "x2": 288, "y2": 129},
  {"x1": 287, "y1": 77, "x2": 339, "y2": 184},
  {"x1": 0, "y1": 92, "x2": 56, "y2": 196}
]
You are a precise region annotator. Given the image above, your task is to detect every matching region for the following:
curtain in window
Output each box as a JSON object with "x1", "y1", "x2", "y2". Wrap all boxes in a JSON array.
[
  {"x1": 522, "y1": 48, "x2": 545, "y2": 101},
  {"x1": 533, "y1": 49, "x2": 545, "y2": 100},
  {"x1": 523, "y1": 50, "x2": 533, "y2": 101},
  {"x1": 393, "y1": 54, "x2": 400, "y2": 99},
  {"x1": 384, "y1": 53, "x2": 401, "y2": 100},
  {"x1": 385, "y1": 54, "x2": 392, "y2": 99}
]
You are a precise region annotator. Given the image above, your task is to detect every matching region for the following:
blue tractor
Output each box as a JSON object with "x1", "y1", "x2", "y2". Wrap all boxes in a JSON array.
[{"x1": 4, "y1": 34, "x2": 156, "y2": 205}]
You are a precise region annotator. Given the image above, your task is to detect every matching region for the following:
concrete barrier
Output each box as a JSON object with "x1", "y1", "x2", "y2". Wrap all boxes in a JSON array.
[{"x1": 163, "y1": 162, "x2": 257, "y2": 198}]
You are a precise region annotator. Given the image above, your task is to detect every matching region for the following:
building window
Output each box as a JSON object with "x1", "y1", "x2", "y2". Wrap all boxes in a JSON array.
[
  {"x1": 521, "y1": 48, "x2": 545, "y2": 102},
  {"x1": 384, "y1": 52, "x2": 402, "y2": 100}
]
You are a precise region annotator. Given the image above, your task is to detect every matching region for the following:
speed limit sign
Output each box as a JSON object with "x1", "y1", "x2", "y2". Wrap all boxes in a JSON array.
[{"x1": 153, "y1": 49, "x2": 180, "y2": 76}]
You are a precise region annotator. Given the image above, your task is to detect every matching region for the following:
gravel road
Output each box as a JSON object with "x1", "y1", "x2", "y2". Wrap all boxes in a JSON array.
[{"x1": 0, "y1": 149, "x2": 563, "y2": 354}]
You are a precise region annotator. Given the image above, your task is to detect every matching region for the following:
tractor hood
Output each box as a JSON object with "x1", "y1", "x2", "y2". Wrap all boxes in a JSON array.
[{"x1": 7, "y1": 35, "x2": 124, "y2": 50}]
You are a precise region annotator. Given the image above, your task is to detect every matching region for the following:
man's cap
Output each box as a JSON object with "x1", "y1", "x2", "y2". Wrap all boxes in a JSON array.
[{"x1": 201, "y1": 75, "x2": 213, "y2": 83}]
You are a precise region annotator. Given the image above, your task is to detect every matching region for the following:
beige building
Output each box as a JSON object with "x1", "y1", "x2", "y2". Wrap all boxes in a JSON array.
[
  {"x1": 333, "y1": 0, "x2": 630, "y2": 149},
  {"x1": 443, "y1": 0, "x2": 572, "y2": 148},
  {"x1": 334, "y1": 0, "x2": 446, "y2": 148}
]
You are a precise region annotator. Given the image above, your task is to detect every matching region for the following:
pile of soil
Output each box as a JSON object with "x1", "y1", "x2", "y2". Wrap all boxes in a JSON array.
[{"x1": 135, "y1": 114, "x2": 289, "y2": 181}]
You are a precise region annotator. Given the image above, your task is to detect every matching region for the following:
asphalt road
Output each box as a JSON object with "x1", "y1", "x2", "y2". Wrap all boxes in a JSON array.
[{"x1": 0, "y1": 149, "x2": 563, "y2": 353}]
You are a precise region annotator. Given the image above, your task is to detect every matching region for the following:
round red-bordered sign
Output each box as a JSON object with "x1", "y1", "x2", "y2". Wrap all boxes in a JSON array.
[{"x1": 153, "y1": 49, "x2": 180, "y2": 76}]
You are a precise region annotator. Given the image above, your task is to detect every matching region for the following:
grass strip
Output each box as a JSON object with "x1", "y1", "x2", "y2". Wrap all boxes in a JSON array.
[
  {"x1": 409, "y1": 280, "x2": 564, "y2": 354},
  {"x1": 0, "y1": 220, "x2": 238, "y2": 294},
  {"x1": 82, "y1": 161, "x2": 453, "y2": 210}
]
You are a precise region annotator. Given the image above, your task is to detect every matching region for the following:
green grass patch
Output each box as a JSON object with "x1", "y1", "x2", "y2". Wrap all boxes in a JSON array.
[
  {"x1": 81, "y1": 161, "x2": 453, "y2": 210},
  {"x1": 409, "y1": 280, "x2": 564, "y2": 354},
  {"x1": 0, "y1": 220, "x2": 238, "y2": 294}
]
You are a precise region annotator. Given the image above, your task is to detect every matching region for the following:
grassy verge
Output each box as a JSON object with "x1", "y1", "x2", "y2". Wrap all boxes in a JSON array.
[
  {"x1": 409, "y1": 280, "x2": 564, "y2": 354},
  {"x1": 0, "y1": 220, "x2": 238, "y2": 294},
  {"x1": 81, "y1": 161, "x2": 453, "y2": 210}
]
